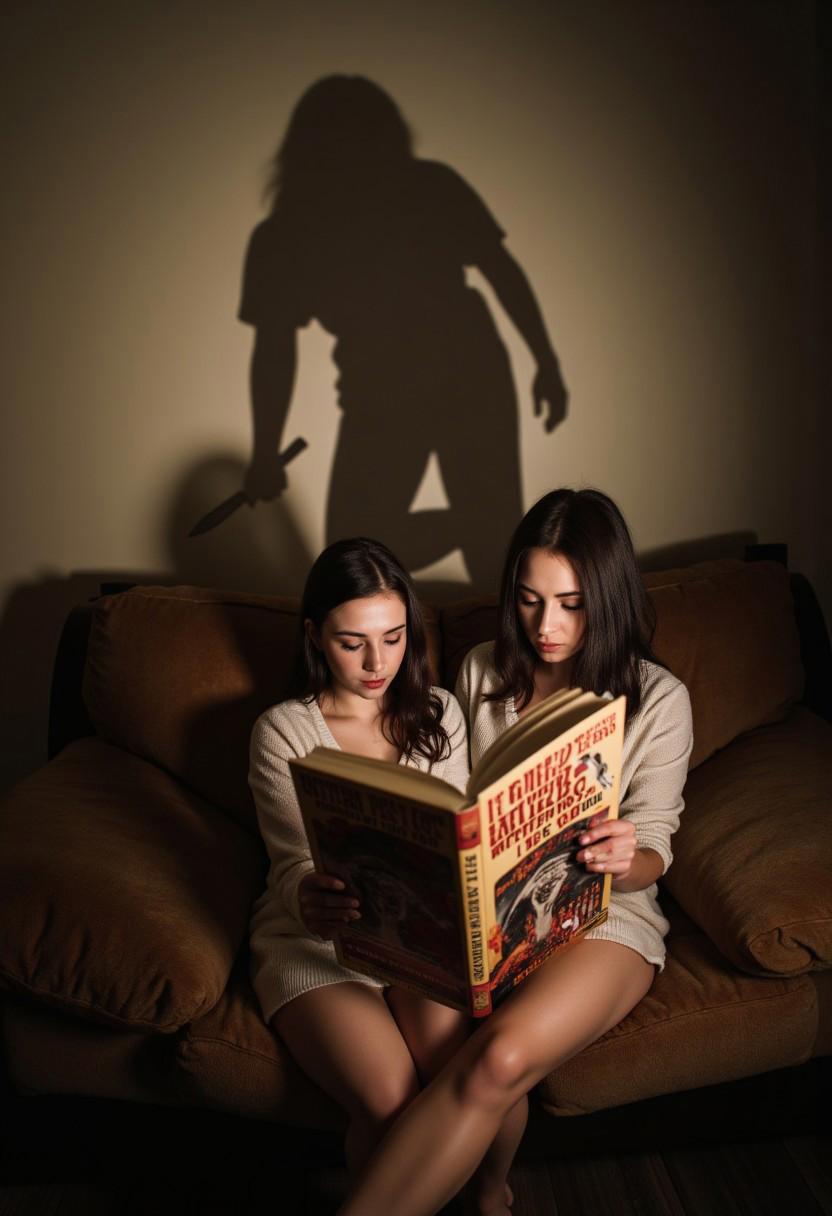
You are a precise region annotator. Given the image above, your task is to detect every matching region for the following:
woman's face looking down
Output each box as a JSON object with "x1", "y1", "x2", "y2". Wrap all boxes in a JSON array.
[
  {"x1": 516, "y1": 548, "x2": 586, "y2": 671},
  {"x1": 308, "y1": 592, "x2": 408, "y2": 703}
]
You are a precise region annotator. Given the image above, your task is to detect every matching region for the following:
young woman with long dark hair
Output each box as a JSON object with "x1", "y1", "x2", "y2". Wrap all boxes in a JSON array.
[
  {"x1": 338, "y1": 490, "x2": 693, "y2": 1216},
  {"x1": 248, "y1": 537, "x2": 473, "y2": 1178}
]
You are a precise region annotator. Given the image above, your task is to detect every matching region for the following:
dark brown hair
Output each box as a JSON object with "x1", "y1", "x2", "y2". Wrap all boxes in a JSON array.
[
  {"x1": 286, "y1": 537, "x2": 450, "y2": 763},
  {"x1": 489, "y1": 489, "x2": 658, "y2": 716}
]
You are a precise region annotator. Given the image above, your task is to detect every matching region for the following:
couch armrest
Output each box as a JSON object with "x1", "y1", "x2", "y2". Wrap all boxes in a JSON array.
[
  {"x1": 665, "y1": 707, "x2": 832, "y2": 977},
  {"x1": 0, "y1": 739, "x2": 266, "y2": 1033},
  {"x1": 790, "y1": 573, "x2": 832, "y2": 722}
]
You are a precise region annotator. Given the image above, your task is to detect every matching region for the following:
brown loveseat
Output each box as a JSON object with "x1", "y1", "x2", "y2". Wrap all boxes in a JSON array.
[{"x1": 1, "y1": 559, "x2": 830, "y2": 1129}]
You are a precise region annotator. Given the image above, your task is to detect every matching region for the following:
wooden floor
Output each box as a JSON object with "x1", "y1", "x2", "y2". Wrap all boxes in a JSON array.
[
  {"x1": 1, "y1": 1139, "x2": 830, "y2": 1216},
  {"x1": 1, "y1": 1069, "x2": 829, "y2": 1216}
]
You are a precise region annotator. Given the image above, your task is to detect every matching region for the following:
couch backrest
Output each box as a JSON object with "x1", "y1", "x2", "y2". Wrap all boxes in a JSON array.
[
  {"x1": 83, "y1": 587, "x2": 298, "y2": 830},
  {"x1": 643, "y1": 560, "x2": 802, "y2": 768},
  {"x1": 82, "y1": 585, "x2": 441, "y2": 830},
  {"x1": 82, "y1": 561, "x2": 804, "y2": 825}
]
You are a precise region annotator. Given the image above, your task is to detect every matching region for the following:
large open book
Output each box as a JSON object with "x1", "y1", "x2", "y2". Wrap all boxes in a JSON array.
[{"x1": 290, "y1": 688, "x2": 626, "y2": 1016}]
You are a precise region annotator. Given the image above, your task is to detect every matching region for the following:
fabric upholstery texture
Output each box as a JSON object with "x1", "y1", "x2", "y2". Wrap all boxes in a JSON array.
[
  {"x1": 0, "y1": 737, "x2": 265, "y2": 1031},
  {"x1": 174, "y1": 958, "x2": 343, "y2": 1128},
  {"x1": 3, "y1": 995, "x2": 175, "y2": 1104},
  {"x1": 83, "y1": 586, "x2": 300, "y2": 830},
  {"x1": 82, "y1": 585, "x2": 441, "y2": 830},
  {"x1": 439, "y1": 596, "x2": 499, "y2": 690},
  {"x1": 644, "y1": 561, "x2": 803, "y2": 769},
  {"x1": 663, "y1": 707, "x2": 832, "y2": 976},
  {"x1": 538, "y1": 915, "x2": 818, "y2": 1115}
]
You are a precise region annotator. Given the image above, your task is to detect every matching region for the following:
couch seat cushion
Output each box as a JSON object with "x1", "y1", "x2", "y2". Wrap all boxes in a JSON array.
[
  {"x1": 537, "y1": 914, "x2": 818, "y2": 1116},
  {"x1": 664, "y1": 707, "x2": 832, "y2": 976},
  {"x1": 3, "y1": 994, "x2": 177, "y2": 1104},
  {"x1": 0, "y1": 738, "x2": 265, "y2": 1032},
  {"x1": 173, "y1": 956, "x2": 343, "y2": 1128}
]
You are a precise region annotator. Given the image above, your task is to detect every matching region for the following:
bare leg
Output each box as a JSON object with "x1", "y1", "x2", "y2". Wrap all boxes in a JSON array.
[
  {"x1": 274, "y1": 982, "x2": 420, "y2": 1176},
  {"x1": 463, "y1": 1097, "x2": 526, "y2": 1216},
  {"x1": 386, "y1": 988, "x2": 522, "y2": 1216},
  {"x1": 340, "y1": 941, "x2": 655, "y2": 1215}
]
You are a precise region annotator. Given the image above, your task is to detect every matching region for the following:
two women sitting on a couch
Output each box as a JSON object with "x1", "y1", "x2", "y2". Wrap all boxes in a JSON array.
[{"x1": 248, "y1": 487, "x2": 693, "y2": 1216}]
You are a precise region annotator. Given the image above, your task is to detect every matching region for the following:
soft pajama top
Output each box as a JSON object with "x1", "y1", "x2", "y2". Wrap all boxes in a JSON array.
[
  {"x1": 455, "y1": 644, "x2": 693, "y2": 969},
  {"x1": 248, "y1": 688, "x2": 469, "y2": 1022}
]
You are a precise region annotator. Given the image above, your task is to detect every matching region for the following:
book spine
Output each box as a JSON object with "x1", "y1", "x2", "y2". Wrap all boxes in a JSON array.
[{"x1": 455, "y1": 806, "x2": 492, "y2": 1017}]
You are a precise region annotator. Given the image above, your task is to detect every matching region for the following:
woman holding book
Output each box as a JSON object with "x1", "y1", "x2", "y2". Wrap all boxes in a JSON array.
[
  {"x1": 248, "y1": 537, "x2": 473, "y2": 1179},
  {"x1": 338, "y1": 489, "x2": 693, "y2": 1216}
]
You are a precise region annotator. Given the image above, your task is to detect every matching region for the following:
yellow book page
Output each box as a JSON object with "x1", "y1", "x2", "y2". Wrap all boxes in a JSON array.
[{"x1": 468, "y1": 689, "x2": 611, "y2": 798}]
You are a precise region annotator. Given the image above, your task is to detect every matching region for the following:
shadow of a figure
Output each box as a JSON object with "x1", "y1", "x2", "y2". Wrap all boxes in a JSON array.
[
  {"x1": 167, "y1": 452, "x2": 311, "y2": 596},
  {"x1": 241, "y1": 75, "x2": 567, "y2": 592}
]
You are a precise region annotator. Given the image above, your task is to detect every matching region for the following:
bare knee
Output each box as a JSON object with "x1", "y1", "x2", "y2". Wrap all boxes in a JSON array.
[
  {"x1": 458, "y1": 1029, "x2": 530, "y2": 1113},
  {"x1": 386, "y1": 989, "x2": 471, "y2": 1082},
  {"x1": 341, "y1": 1069, "x2": 421, "y2": 1179},
  {"x1": 347, "y1": 1065, "x2": 420, "y2": 1128}
]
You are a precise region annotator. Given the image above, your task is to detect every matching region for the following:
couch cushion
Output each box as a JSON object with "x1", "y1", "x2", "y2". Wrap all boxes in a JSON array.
[
  {"x1": 663, "y1": 707, "x2": 832, "y2": 977},
  {"x1": 537, "y1": 915, "x2": 818, "y2": 1116},
  {"x1": 0, "y1": 738, "x2": 265, "y2": 1032},
  {"x1": 644, "y1": 560, "x2": 802, "y2": 769},
  {"x1": 173, "y1": 957, "x2": 343, "y2": 1127},
  {"x1": 3, "y1": 994, "x2": 177, "y2": 1103},
  {"x1": 440, "y1": 596, "x2": 499, "y2": 691},
  {"x1": 82, "y1": 585, "x2": 443, "y2": 829},
  {"x1": 83, "y1": 586, "x2": 300, "y2": 830}
]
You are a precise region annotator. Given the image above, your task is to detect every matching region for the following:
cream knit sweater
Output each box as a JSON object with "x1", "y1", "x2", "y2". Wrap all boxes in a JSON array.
[{"x1": 456, "y1": 643, "x2": 693, "y2": 968}]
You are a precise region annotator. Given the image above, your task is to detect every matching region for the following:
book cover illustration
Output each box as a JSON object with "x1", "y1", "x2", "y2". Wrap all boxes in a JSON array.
[
  {"x1": 489, "y1": 809, "x2": 609, "y2": 1003},
  {"x1": 293, "y1": 770, "x2": 475, "y2": 1009}
]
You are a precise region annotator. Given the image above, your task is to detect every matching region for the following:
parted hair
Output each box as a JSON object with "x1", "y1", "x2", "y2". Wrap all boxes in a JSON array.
[
  {"x1": 489, "y1": 489, "x2": 658, "y2": 717},
  {"x1": 286, "y1": 537, "x2": 450, "y2": 763}
]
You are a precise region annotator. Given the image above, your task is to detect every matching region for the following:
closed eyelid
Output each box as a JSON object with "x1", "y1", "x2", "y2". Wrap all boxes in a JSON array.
[
  {"x1": 335, "y1": 627, "x2": 406, "y2": 646},
  {"x1": 518, "y1": 589, "x2": 581, "y2": 605}
]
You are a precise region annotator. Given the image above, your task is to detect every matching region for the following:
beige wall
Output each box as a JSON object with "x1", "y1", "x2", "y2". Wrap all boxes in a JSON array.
[{"x1": 1, "y1": 0, "x2": 825, "y2": 789}]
